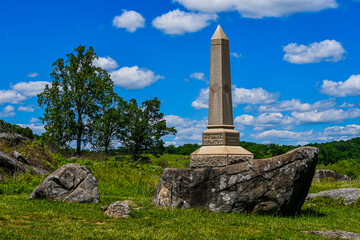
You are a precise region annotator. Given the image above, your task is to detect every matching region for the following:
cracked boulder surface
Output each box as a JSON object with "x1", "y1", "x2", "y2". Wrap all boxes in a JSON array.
[
  {"x1": 152, "y1": 147, "x2": 318, "y2": 216},
  {"x1": 29, "y1": 163, "x2": 100, "y2": 203}
]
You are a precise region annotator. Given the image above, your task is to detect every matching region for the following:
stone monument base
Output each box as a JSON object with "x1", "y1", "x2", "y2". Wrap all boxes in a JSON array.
[{"x1": 190, "y1": 145, "x2": 253, "y2": 168}]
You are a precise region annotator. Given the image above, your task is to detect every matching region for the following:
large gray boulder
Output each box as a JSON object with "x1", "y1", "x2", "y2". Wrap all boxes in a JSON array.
[
  {"x1": 152, "y1": 147, "x2": 318, "y2": 216},
  {"x1": 29, "y1": 163, "x2": 99, "y2": 203},
  {"x1": 313, "y1": 169, "x2": 351, "y2": 182},
  {"x1": 307, "y1": 188, "x2": 360, "y2": 205}
]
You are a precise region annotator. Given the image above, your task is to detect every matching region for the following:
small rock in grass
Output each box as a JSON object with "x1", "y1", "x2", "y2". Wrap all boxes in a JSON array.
[
  {"x1": 123, "y1": 200, "x2": 137, "y2": 207},
  {"x1": 105, "y1": 201, "x2": 131, "y2": 218},
  {"x1": 302, "y1": 230, "x2": 360, "y2": 239},
  {"x1": 100, "y1": 206, "x2": 109, "y2": 212}
]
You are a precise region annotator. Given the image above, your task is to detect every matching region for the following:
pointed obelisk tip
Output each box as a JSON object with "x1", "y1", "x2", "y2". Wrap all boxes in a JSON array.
[{"x1": 211, "y1": 25, "x2": 228, "y2": 40}]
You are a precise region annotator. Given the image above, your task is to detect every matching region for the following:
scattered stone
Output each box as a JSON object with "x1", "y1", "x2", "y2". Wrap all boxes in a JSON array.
[
  {"x1": 133, "y1": 207, "x2": 144, "y2": 210},
  {"x1": 104, "y1": 201, "x2": 131, "y2": 218},
  {"x1": 0, "y1": 132, "x2": 29, "y2": 143},
  {"x1": 153, "y1": 147, "x2": 318, "y2": 216},
  {"x1": 11, "y1": 151, "x2": 31, "y2": 165},
  {"x1": 313, "y1": 170, "x2": 351, "y2": 182},
  {"x1": 100, "y1": 206, "x2": 109, "y2": 212},
  {"x1": 29, "y1": 163, "x2": 100, "y2": 203},
  {"x1": 302, "y1": 230, "x2": 360, "y2": 239},
  {"x1": 29, "y1": 165, "x2": 49, "y2": 175},
  {"x1": 306, "y1": 188, "x2": 360, "y2": 205},
  {"x1": 123, "y1": 200, "x2": 137, "y2": 207}
]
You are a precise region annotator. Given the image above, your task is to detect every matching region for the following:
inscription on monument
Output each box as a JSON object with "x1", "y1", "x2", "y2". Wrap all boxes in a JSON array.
[
  {"x1": 225, "y1": 133, "x2": 239, "y2": 145},
  {"x1": 203, "y1": 134, "x2": 223, "y2": 145}
]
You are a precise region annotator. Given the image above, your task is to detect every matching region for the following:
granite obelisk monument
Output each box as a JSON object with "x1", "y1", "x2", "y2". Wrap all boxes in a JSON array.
[{"x1": 190, "y1": 25, "x2": 253, "y2": 168}]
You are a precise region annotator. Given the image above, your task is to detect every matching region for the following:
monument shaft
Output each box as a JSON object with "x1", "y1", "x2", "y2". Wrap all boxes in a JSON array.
[
  {"x1": 190, "y1": 25, "x2": 253, "y2": 168},
  {"x1": 208, "y1": 28, "x2": 233, "y2": 126}
]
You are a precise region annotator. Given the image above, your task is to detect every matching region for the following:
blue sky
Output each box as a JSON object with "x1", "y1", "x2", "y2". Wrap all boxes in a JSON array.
[{"x1": 1, "y1": 0, "x2": 360, "y2": 146}]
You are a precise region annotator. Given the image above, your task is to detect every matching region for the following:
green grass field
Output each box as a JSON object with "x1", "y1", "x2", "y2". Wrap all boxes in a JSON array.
[{"x1": 1, "y1": 155, "x2": 360, "y2": 239}]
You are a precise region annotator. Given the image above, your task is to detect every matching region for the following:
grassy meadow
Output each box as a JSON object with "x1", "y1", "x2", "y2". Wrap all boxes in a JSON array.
[{"x1": 0, "y1": 154, "x2": 360, "y2": 239}]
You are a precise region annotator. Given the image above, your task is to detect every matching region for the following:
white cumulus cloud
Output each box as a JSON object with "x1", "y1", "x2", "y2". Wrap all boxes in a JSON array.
[
  {"x1": 323, "y1": 124, "x2": 360, "y2": 137},
  {"x1": 252, "y1": 129, "x2": 314, "y2": 142},
  {"x1": 18, "y1": 106, "x2": 35, "y2": 112},
  {"x1": 235, "y1": 113, "x2": 294, "y2": 131},
  {"x1": 319, "y1": 74, "x2": 360, "y2": 97},
  {"x1": 174, "y1": 0, "x2": 337, "y2": 18},
  {"x1": 230, "y1": 52, "x2": 241, "y2": 58},
  {"x1": 192, "y1": 86, "x2": 278, "y2": 109},
  {"x1": 152, "y1": 9, "x2": 217, "y2": 35},
  {"x1": 191, "y1": 88, "x2": 209, "y2": 109},
  {"x1": 93, "y1": 56, "x2": 119, "y2": 70},
  {"x1": 164, "y1": 115, "x2": 207, "y2": 145},
  {"x1": 292, "y1": 108, "x2": 360, "y2": 124},
  {"x1": 110, "y1": 66, "x2": 164, "y2": 90},
  {"x1": 0, "y1": 90, "x2": 26, "y2": 105},
  {"x1": 30, "y1": 117, "x2": 40, "y2": 123},
  {"x1": 112, "y1": 10, "x2": 145, "y2": 33},
  {"x1": 0, "y1": 105, "x2": 15, "y2": 118},
  {"x1": 190, "y1": 72, "x2": 206, "y2": 81},
  {"x1": 232, "y1": 87, "x2": 279, "y2": 105},
  {"x1": 27, "y1": 72, "x2": 39, "y2": 78},
  {"x1": 258, "y1": 98, "x2": 336, "y2": 112},
  {"x1": 283, "y1": 40, "x2": 345, "y2": 64},
  {"x1": 11, "y1": 81, "x2": 51, "y2": 97}
]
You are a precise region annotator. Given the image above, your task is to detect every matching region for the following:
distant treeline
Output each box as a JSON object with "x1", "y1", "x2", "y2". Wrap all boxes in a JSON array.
[
  {"x1": 165, "y1": 138, "x2": 360, "y2": 166},
  {"x1": 2, "y1": 119, "x2": 360, "y2": 166}
]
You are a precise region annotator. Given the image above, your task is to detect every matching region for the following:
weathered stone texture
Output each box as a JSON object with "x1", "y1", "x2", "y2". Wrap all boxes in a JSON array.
[
  {"x1": 0, "y1": 150, "x2": 28, "y2": 173},
  {"x1": 11, "y1": 151, "x2": 31, "y2": 165},
  {"x1": 302, "y1": 231, "x2": 360, "y2": 239},
  {"x1": 153, "y1": 147, "x2": 318, "y2": 216},
  {"x1": 313, "y1": 169, "x2": 351, "y2": 182},
  {"x1": 29, "y1": 163, "x2": 99, "y2": 203},
  {"x1": 104, "y1": 201, "x2": 131, "y2": 218},
  {"x1": 306, "y1": 188, "x2": 360, "y2": 205}
]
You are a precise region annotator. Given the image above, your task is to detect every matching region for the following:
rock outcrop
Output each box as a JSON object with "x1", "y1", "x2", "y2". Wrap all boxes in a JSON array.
[
  {"x1": 29, "y1": 163, "x2": 99, "y2": 203},
  {"x1": 104, "y1": 201, "x2": 131, "y2": 218},
  {"x1": 302, "y1": 230, "x2": 360, "y2": 239},
  {"x1": 152, "y1": 147, "x2": 318, "y2": 216},
  {"x1": 0, "y1": 150, "x2": 28, "y2": 173},
  {"x1": 313, "y1": 169, "x2": 351, "y2": 182},
  {"x1": 306, "y1": 188, "x2": 360, "y2": 205},
  {"x1": 0, "y1": 150, "x2": 48, "y2": 175},
  {"x1": 11, "y1": 151, "x2": 31, "y2": 165},
  {"x1": 0, "y1": 132, "x2": 29, "y2": 143}
]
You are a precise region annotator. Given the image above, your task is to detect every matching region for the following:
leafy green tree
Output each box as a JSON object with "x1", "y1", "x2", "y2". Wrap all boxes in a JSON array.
[
  {"x1": 89, "y1": 95, "x2": 128, "y2": 155},
  {"x1": 38, "y1": 45, "x2": 114, "y2": 155},
  {"x1": 119, "y1": 97, "x2": 177, "y2": 161}
]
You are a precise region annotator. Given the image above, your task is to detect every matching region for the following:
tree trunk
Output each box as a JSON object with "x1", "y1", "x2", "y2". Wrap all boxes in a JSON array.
[
  {"x1": 77, "y1": 127, "x2": 82, "y2": 156},
  {"x1": 76, "y1": 113, "x2": 83, "y2": 157}
]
